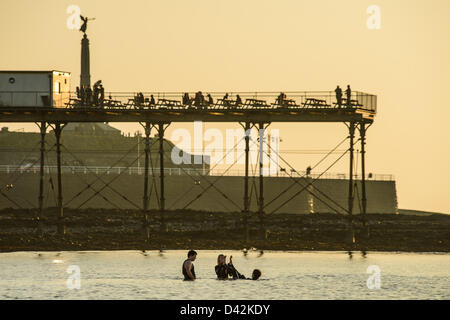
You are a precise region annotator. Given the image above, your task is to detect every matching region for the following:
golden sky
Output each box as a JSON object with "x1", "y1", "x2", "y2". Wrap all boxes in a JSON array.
[{"x1": 1, "y1": 0, "x2": 450, "y2": 213}]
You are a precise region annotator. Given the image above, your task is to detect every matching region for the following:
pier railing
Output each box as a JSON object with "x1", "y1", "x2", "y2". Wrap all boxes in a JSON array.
[
  {"x1": 0, "y1": 90, "x2": 377, "y2": 113},
  {"x1": 0, "y1": 165, "x2": 393, "y2": 181}
]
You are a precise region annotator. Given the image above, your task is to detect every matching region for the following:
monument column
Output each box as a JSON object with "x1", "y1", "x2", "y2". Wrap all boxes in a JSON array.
[{"x1": 80, "y1": 34, "x2": 91, "y2": 88}]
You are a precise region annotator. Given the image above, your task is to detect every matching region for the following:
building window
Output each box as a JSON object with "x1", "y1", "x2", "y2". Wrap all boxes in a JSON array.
[{"x1": 54, "y1": 81, "x2": 60, "y2": 94}]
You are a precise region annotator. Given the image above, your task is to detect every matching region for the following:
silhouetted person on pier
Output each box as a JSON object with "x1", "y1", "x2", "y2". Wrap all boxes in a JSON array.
[
  {"x1": 345, "y1": 85, "x2": 351, "y2": 108},
  {"x1": 93, "y1": 84, "x2": 99, "y2": 106},
  {"x1": 99, "y1": 85, "x2": 105, "y2": 106},
  {"x1": 183, "y1": 93, "x2": 191, "y2": 106},
  {"x1": 135, "y1": 92, "x2": 144, "y2": 108},
  {"x1": 236, "y1": 94, "x2": 242, "y2": 106},
  {"x1": 79, "y1": 86, "x2": 86, "y2": 104},
  {"x1": 223, "y1": 93, "x2": 230, "y2": 108},
  {"x1": 277, "y1": 92, "x2": 286, "y2": 106},
  {"x1": 207, "y1": 93, "x2": 213, "y2": 106},
  {"x1": 306, "y1": 166, "x2": 312, "y2": 176},
  {"x1": 194, "y1": 91, "x2": 203, "y2": 107},
  {"x1": 199, "y1": 91, "x2": 205, "y2": 108},
  {"x1": 76, "y1": 86, "x2": 80, "y2": 98},
  {"x1": 335, "y1": 86, "x2": 343, "y2": 107},
  {"x1": 150, "y1": 94, "x2": 155, "y2": 105},
  {"x1": 85, "y1": 87, "x2": 92, "y2": 105}
]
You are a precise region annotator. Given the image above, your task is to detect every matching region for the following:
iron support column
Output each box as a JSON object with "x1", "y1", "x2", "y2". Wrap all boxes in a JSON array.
[
  {"x1": 37, "y1": 122, "x2": 46, "y2": 236},
  {"x1": 360, "y1": 122, "x2": 368, "y2": 229},
  {"x1": 158, "y1": 123, "x2": 166, "y2": 232},
  {"x1": 243, "y1": 122, "x2": 251, "y2": 243},
  {"x1": 347, "y1": 121, "x2": 355, "y2": 244},
  {"x1": 258, "y1": 122, "x2": 265, "y2": 237},
  {"x1": 348, "y1": 122, "x2": 355, "y2": 216},
  {"x1": 143, "y1": 122, "x2": 151, "y2": 242},
  {"x1": 54, "y1": 123, "x2": 65, "y2": 236}
]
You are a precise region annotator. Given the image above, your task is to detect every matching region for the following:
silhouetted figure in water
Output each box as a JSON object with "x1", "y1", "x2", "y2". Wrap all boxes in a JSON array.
[
  {"x1": 182, "y1": 250, "x2": 197, "y2": 281},
  {"x1": 335, "y1": 85, "x2": 343, "y2": 107},
  {"x1": 215, "y1": 254, "x2": 232, "y2": 280},
  {"x1": 215, "y1": 254, "x2": 261, "y2": 280},
  {"x1": 345, "y1": 85, "x2": 351, "y2": 107}
]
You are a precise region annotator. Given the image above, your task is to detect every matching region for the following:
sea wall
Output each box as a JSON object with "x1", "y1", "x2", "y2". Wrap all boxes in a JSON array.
[{"x1": 0, "y1": 172, "x2": 397, "y2": 214}]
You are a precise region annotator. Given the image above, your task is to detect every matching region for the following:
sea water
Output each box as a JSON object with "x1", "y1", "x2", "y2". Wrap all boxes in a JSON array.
[{"x1": 0, "y1": 250, "x2": 448, "y2": 299}]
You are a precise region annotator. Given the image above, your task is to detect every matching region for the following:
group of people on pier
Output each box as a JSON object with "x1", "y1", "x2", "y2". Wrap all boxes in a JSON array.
[
  {"x1": 76, "y1": 80, "x2": 105, "y2": 107},
  {"x1": 74, "y1": 85, "x2": 356, "y2": 110},
  {"x1": 334, "y1": 85, "x2": 352, "y2": 108}
]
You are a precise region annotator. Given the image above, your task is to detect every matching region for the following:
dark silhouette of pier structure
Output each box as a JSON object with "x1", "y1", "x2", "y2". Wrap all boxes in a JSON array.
[
  {"x1": 0, "y1": 91, "x2": 376, "y2": 244},
  {"x1": 0, "y1": 24, "x2": 377, "y2": 244}
]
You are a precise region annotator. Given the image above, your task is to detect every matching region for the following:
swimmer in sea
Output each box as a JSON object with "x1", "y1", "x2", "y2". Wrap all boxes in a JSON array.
[
  {"x1": 215, "y1": 254, "x2": 232, "y2": 280},
  {"x1": 182, "y1": 250, "x2": 197, "y2": 281},
  {"x1": 215, "y1": 254, "x2": 261, "y2": 280}
]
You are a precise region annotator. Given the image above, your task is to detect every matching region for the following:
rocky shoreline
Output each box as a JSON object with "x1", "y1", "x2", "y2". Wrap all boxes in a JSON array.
[{"x1": 0, "y1": 208, "x2": 449, "y2": 252}]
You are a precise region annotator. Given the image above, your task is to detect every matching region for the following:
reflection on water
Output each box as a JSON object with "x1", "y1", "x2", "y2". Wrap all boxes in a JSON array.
[{"x1": 0, "y1": 250, "x2": 449, "y2": 300}]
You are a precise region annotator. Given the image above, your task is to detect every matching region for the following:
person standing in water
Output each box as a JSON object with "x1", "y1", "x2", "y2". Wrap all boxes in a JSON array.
[{"x1": 182, "y1": 250, "x2": 197, "y2": 281}]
